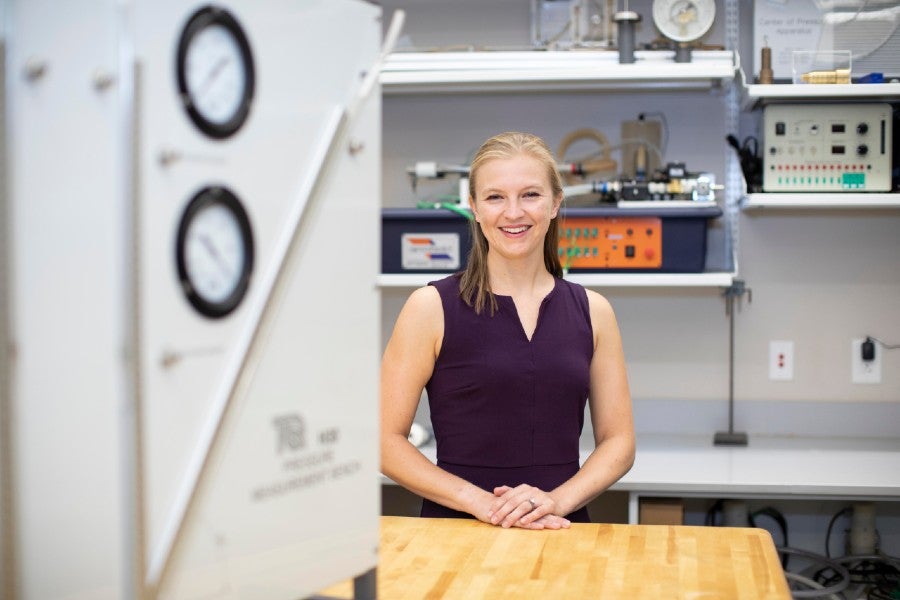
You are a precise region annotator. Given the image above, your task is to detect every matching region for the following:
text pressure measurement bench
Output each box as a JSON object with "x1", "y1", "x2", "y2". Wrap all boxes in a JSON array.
[{"x1": 382, "y1": 205, "x2": 722, "y2": 274}]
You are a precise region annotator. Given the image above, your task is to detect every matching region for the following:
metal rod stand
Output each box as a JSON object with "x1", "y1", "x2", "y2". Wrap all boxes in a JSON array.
[{"x1": 714, "y1": 279, "x2": 750, "y2": 446}]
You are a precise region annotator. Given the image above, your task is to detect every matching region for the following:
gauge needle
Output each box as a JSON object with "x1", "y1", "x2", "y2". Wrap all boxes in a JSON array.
[
  {"x1": 199, "y1": 234, "x2": 232, "y2": 277},
  {"x1": 197, "y1": 55, "x2": 231, "y2": 98}
]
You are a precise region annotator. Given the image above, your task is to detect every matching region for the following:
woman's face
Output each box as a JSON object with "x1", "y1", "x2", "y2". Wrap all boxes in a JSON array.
[{"x1": 471, "y1": 153, "x2": 561, "y2": 263}]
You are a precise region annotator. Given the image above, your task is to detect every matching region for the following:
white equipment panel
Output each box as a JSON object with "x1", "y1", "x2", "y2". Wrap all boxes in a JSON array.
[
  {"x1": 763, "y1": 103, "x2": 893, "y2": 192},
  {"x1": 4, "y1": 1, "x2": 383, "y2": 598}
]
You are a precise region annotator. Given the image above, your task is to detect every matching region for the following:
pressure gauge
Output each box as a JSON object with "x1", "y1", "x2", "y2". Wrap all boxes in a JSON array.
[
  {"x1": 176, "y1": 6, "x2": 255, "y2": 139},
  {"x1": 651, "y1": 0, "x2": 716, "y2": 43},
  {"x1": 176, "y1": 186, "x2": 254, "y2": 319}
]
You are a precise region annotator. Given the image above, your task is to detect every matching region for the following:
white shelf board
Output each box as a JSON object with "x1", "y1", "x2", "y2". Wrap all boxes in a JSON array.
[
  {"x1": 742, "y1": 193, "x2": 900, "y2": 210},
  {"x1": 743, "y1": 82, "x2": 900, "y2": 108},
  {"x1": 378, "y1": 272, "x2": 735, "y2": 289},
  {"x1": 381, "y1": 50, "x2": 735, "y2": 94}
]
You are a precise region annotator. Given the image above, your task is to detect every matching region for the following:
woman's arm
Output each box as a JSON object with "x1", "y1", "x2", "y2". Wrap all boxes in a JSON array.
[
  {"x1": 503, "y1": 289, "x2": 635, "y2": 526},
  {"x1": 380, "y1": 286, "x2": 500, "y2": 521},
  {"x1": 553, "y1": 289, "x2": 635, "y2": 514}
]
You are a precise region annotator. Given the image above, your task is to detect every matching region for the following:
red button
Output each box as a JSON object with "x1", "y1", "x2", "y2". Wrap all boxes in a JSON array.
[{"x1": 644, "y1": 248, "x2": 655, "y2": 260}]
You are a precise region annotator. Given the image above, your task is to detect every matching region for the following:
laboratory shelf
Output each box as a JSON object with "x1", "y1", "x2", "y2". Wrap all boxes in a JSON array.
[
  {"x1": 742, "y1": 82, "x2": 900, "y2": 108},
  {"x1": 380, "y1": 50, "x2": 736, "y2": 94},
  {"x1": 742, "y1": 193, "x2": 900, "y2": 210},
  {"x1": 377, "y1": 271, "x2": 736, "y2": 289}
]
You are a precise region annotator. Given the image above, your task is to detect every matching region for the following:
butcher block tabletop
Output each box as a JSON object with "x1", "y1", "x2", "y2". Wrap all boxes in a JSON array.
[{"x1": 317, "y1": 515, "x2": 790, "y2": 599}]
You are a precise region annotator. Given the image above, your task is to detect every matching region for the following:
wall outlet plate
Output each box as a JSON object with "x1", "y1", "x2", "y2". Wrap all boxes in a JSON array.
[
  {"x1": 769, "y1": 340, "x2": 794, "y2": 381},
  {"x1": 851, "y1": 338, "x2": 882, "y2": 384}
]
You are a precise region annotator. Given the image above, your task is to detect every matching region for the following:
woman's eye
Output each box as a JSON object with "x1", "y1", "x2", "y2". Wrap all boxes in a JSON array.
[
  {"x1": 524, "y1": 191, "x2": 542, "y2": 198},
  {"x1": 485, "y1": 194, "x2": 502, "y2": 201}
]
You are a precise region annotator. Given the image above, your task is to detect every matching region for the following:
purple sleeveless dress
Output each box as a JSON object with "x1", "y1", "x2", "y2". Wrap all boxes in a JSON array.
[{"x1": 422, "y1": 274, "x2": 594, "y2": 522}]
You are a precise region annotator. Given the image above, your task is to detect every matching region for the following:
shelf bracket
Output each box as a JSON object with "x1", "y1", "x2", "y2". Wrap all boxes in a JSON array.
[{"x1": 722, "y1": 278, "x2": 751, "y2": 317}]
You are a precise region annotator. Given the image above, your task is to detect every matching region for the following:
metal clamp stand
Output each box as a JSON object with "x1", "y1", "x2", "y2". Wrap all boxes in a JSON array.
[{"x1": 714, "y1": 279, "x2": 751, "y2": 446}]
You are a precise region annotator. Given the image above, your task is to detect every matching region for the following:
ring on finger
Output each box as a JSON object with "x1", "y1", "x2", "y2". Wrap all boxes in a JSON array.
[{"x1": 529, "y1": 498, "x2": 537, "y2": 510}]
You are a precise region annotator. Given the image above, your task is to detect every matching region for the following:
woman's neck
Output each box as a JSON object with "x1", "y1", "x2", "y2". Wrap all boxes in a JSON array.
[{"x1": 486, "y1": 253, "x2": 553, "y2": 298}]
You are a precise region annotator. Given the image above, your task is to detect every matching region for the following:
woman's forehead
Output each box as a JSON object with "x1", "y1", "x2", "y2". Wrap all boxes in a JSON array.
[{"x1": 476, "y1": 154, "x2": 547, "y2": 182}]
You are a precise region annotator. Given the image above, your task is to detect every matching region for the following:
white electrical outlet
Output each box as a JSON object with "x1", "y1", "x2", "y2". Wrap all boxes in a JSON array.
[
  {"x1": 851, "y1": 338, "x2": 882, "y2": 384},
  {"x1": 769, "y1": 340, "x2": 794, "y2": 381}
]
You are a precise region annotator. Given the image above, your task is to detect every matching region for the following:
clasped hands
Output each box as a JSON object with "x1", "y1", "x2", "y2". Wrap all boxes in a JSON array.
[{"x1": 482, "y1": 484, "x2": 571, "y2": 530}]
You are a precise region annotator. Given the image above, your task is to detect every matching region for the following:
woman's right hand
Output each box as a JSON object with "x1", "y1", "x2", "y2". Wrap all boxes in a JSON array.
[
  {"x1": 488, "y1": 485, "x2": 572, "y2": 530},
  {"x1": 466, "y1": 486, "x2": 570, "y2": 530}
]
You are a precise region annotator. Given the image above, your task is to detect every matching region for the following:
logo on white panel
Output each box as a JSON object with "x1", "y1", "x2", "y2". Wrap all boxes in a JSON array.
[
  {"x1": 273, "y1": 413, "x2": 306, "y2": 453},
  {"x1": 401, "y1": 233, "x2": 460, "y2": 270},
  {"x1": 251, "y1": 414, "x2": 359, "y2": 502}
]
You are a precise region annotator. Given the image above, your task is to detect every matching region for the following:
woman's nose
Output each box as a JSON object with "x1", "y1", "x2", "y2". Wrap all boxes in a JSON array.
[{"x1": 503, "y1": 198, "x2": 525, "y2": 218}]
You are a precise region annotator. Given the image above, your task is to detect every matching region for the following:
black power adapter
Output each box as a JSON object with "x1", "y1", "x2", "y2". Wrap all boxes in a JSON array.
[{"x1": 861, "y1": 337, "x2": 876, "y2": 362}]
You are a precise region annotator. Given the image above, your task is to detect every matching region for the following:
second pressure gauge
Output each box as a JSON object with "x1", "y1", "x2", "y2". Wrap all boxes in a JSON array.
[
  {"x1": 652, "y1": 0, "x2": 716, "y2": 44},
  {"x1": 176, "y1": 5, "x2": 255, "y2": 139},
  {"x1": 176, "y1": 186, "x2": 254, "y2": 319}
]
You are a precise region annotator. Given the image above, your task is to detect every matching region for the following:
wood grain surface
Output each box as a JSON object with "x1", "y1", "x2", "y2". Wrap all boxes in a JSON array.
[{"x1": 316, "y1": 515, "x2": 790, "y2": 599}]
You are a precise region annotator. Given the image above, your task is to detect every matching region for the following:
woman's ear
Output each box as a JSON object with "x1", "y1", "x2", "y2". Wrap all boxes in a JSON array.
[
  {"x1": 550, "y1": 193, "x2": 563, "y2": 218},
  {"x1": 470, "y1": 196, "x2": 479, "y2": 222}
]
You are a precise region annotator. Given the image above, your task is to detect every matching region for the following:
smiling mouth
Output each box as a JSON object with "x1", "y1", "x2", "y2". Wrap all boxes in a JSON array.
[{"x1": 501, "y1": 225, "x2": 531, "y2": 234}]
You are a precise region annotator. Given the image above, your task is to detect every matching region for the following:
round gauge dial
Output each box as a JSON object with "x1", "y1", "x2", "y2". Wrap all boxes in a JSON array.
[
  {"x1": 652, "y1": 0, "x2": 716, "y2": 43},
  {"x1": 176, "y1": 186, "x2": 254, "y2": 318},
  {"x1": 176, "y1": 6, "x2": 255, "y2": 139}
]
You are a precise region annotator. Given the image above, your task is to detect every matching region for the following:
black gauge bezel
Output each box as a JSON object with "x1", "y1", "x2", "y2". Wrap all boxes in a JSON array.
[
  {"x1": 176, "y1": 186, "x2": 254, "y2": 319},
  {"x1": 176, "y1": 5, "x2": 255, "y2": 139}
]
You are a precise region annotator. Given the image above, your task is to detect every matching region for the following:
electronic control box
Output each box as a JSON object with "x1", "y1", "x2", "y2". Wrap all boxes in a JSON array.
[
  {"x1": 763, "y1": 103, "x2": 893, "y2": 192},
  {"x1": 558, "y1": 217, "x2": 662, "y2": 270}
]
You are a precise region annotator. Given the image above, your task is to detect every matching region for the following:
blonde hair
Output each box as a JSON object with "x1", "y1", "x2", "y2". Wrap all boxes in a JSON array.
[{"x1": 460, "y1": 132, "x2": 564, "y2": 314}]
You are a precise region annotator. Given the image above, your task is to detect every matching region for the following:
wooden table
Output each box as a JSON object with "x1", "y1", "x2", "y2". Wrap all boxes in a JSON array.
[{"x1": 316, "y1": 515, "x2": 790, "y2": 599}]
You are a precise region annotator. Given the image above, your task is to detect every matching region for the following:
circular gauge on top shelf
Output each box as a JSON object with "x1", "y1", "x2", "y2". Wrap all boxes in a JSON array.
[
  {"x1": 176, "y1": 5, "x2": 255, "y2": 139},
  {"x1": 652, "y1": 0, "x2": 716, "y2": 43},
  {"x1": 176, "y1": 186, "x2": 254, "y2": 319}
]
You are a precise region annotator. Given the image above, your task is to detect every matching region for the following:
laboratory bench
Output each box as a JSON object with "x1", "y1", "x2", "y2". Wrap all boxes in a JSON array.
[
  {"x1": 615, "y1": 433, "x2": 900, "y2": 524},
  {"x1": 314, "y1": 515, "x2": 790, "y2": 599},
  {"x1": 386, "y1": 433, "x2": 900, "y2": 525}
]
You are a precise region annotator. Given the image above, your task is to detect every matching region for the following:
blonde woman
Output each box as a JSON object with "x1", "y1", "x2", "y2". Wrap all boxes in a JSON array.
[{"x1": 381, "y1": 132, "x2": 634, "y2": 529}]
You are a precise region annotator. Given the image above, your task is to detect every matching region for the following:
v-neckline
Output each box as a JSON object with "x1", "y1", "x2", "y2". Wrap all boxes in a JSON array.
[{"x1": 495, "y1": 278, "x2": 559, "y2": 342}]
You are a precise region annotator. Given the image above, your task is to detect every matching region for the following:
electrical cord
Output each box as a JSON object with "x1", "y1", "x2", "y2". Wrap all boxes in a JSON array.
[
  {"x1": 866, "y1": 335, "x2": 900, "y2": 350},
  {"x1": 726, "y1": 134, "x2": 762, "y2": 192},
  {"x1": 750, "y1": 506, "x2": 790, "y2": 569},
  {"x1": 825, "y1": 507, "x2": 852, "y2": 558},
  {"x1": 704, "y1": 499, "x2": 724, "y2": 527},
  {"x1": 782, "y1": 572, "x2": 843, "y2": 600},
  {"x1": 777, "y1": 547, "x2": 851, "y2": 599},
  {"x1": 815, "y1": 554, "x2": 900, "y2": 600}
]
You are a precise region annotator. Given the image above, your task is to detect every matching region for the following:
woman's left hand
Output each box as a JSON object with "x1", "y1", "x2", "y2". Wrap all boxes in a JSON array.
[{"x1": 488, "y1": 485, "x2": 570, "y2": 529}]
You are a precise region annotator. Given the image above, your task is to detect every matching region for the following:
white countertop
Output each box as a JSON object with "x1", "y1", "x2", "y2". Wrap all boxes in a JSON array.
[
  {"x1": 394, "y1": 433, "x2": 900, "y2": 500},
  {"x1": 615, "y1": 433, "x2": 900, "y2": 499}
]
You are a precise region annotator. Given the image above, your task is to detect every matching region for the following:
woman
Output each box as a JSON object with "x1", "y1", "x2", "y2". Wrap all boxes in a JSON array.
[{"x1": 381, "y1": 132, "x2": 634, "y2": 530}]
